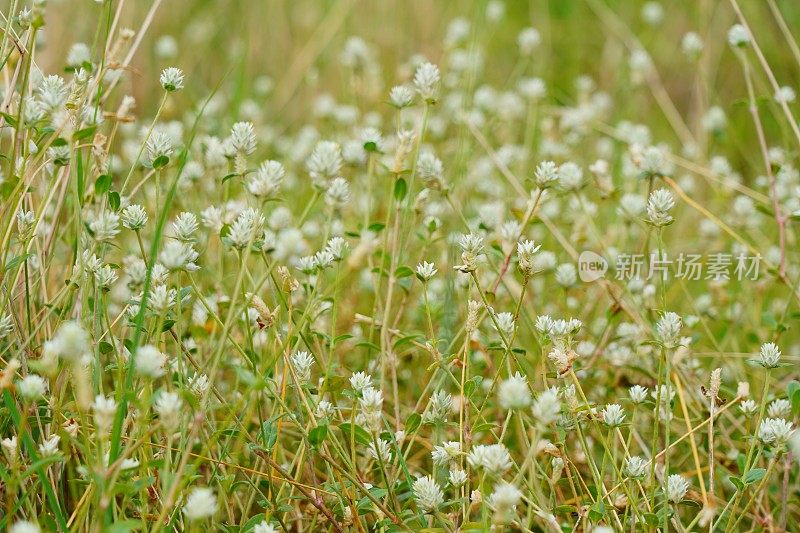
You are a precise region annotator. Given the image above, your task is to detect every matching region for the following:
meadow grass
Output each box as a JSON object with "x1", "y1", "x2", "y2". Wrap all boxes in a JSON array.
[{"x1": 1, "y1": 1, "x2": 800, "y2": 531}]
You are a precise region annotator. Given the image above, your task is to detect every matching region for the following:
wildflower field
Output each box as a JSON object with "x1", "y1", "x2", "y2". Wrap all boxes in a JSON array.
[{"x1": 3, "y1": 0, "x2": 800, "y2": 531}]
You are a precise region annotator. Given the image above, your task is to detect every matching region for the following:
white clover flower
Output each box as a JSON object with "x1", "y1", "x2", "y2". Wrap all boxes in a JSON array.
[
  {"x1": 488, "y1": 481, "x2": 522, "y2": 523},
  {"x1": 682, "y1": 32, "x2": 703, "y2": 58},
  {"x1": 17, "y1": 374, "x2": 47, "y2": 400},
  {"x1": 230, "y1": 121, "x2": 257, "y2": 155},
  {"x1": 416, "y1": 261, "x2": 437, "y2": 281},
  {"x1": 188, "y1": 373, "x2": 210, "y2": 397},
  {"x1": 602, "y1": 403, "x2": 626, "y2": 427},
  {"x1": 2, "y1": 436, "x2": 18, "y2": 464},
  {"x1": 535, "y1": 315, "x2": 554, "y2": 335},
  {"x1": 359, "y1": 387, "x2": 384, "y2": 429},
  {"x1": 316, "y1": 399, "x2": 335, "y2": 419},
  {"x1": 349, "y1": 371, "x2": 372, "y2": 392},
  {"x1": 16, "y1": 210, "x2": 34, "y2": 235},
  {"x1": 159, "y1": 241, "x2": 198, "y2": 271},
  {"x1": 775, "y1": 86, "x2": 796, "y2": 104},
  {"x1": 413, "y1": 62, "x2": 440, "y2": 102},
  {"x1": 758, "y1": 342, "x2": 782, "y2": 369},
  {"x1": 457, "y1": 233, "x2": 484, "y2": 271},
  {"x1": 422, "y1": 390, "x2": 452, "y2": 424},
  {"x1": 642, "y1": 1, "x2": 663, "y2": 25},
  {"x1": 325, "y1": 236, "x2": 348, "y2": 260},
  {"x1": 413, "y1": 475, "x2": 444, "y2": 512},
  {"x1": 182, "y1": 487, "x2": 217, "y2": 521},
  {"x1": 740, "y1": 399, "x2": 758, "y2": 416},
  {"x1": 38, "y1": 434, "x2": 61, "y2": 457},
  {"x1": 253, "y1": 522, "x2": 278, "y2": 533},
  {"x1": 517, "y1": 27, "x2": 540, "y2": 55},
  {"x1": 360, "y1": 127, "x2": 383, "y2": 153},
  {"x1": 728, "y1": 24, "x2": 750, "y2": 48},
  {"x1": 92, "y1": 394, "x2": 117, "y2": 433},
  {"x1": 160, "y1": 67, "x2": 184, "y2": 91},
  {"x1": 367, "y1": 439, "x2": 393, "y2": 463},
  {"x1": 467, "y1": 444, "x2": 513, "y2": 474},
  {"x1": 625, "y1": 456, "x2": 648, "y2": 478},
  {"x1": 647, "y1": 188, "x2": 675, "y2": 226},
  {"x1": 37, "y1": 75, "x2": 68, "y2": 111},
  {"x1": 555, "y1": 263, "x2": 577, "y2": 288},
  {"x1": 307, "y1": 140, "x2": 342, "y2": 186},
  {"x1": 226, "y1": 208, "x2": 265, "y2": 249},
  {"x1": 121, "y1": 204, "x2": 148, "y2": 230},
  {"x1": 768, "y1": 399, "x2": 791, "y2": 419},
  {"x1": 703, "y1": 106, "x2": 727, "y2": 132},
  {"x1": 431, "y1": 441, "x2": 461, "y2": 465},
  {"x1": 558, "y1": 162, "x2": 583, "y2": 190},
  {"x1": 666, "y1": 474, "x2": 689, "y2": 503},
  {"x1": 10, "y1": 520, "x2": 40, "y2": 533},
  {"x1": 94, "y1": 265, "x2": 118, "y2": 289},
  {"x1": 498, "y1": 372, "x2": 531, "y2": 410},
  {"x1": 297, "y1": 256, "x2": 317, "y2": 275},
  {"x1": 629, "y1": 385, "x2": 649, "y2": 404},
  {"x1": 532, "y1": 388, "x2": 561, "y2": 426},
  {"x1": 518, "y1": 76, "x2": 546, "y2": 99},
  {"x1": 89, "y1": 211, "x2": 120, "y2": 241},
  {"x1": 47, "y1": 321, "x2": 91, "y2": 361},
  {"x1": 146, "y1": 130, "x2": 173, "y2": 167},
  {"x1": 449, "y1": 468, "x2": 468, "y2": 487},
  {"x1": 248, "y1": 160, "x2": 285, "y2": 198},
  {"x1": 155, "y1": 391, "x2": 182, "y2": 431},
  {"x1": 172, "y1": 212, "x2": 199, "y2": 242},
  {"x1": 325, "y1": 177, "x2": 351, "y2": 208},
  {"x1": 290, "y1": 351, "x2": 314, "y2": 385},
  {"x1": 759, "y1": 418, "x2": 794, "y2": 447},
  {"x1": 493, "y1": 311, "x2": 516, "y2": 338},
  {"x1": 417, "y1": 151, "x2": 445, "y2": 189},
  {"x1": 135, "y1": 345, "x2": 166, "y2": 378},
  {"x1": 640, "y1": 145, "x2": 666, "y2": 175},
  {"x1": 656, "y1": 312, "x2": 682, "y2": 348},
  {"x1": 389, "y1": 85, "x2": 414, "y2": 108},
  {"x1": 618, "y1": 193, "x2": 646, "y2": 218},
  {"x1": 147, "y1": 284, "x2": 177, "y2": 312},
  {"x1": 517, "y1": 239, "x2": 541, "y2": 276},
  {"x1": 200, "y1": 206, "x2": 224, "y2": 232}
]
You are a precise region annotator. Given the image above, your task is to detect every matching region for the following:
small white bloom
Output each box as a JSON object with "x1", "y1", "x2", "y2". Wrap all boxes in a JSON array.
[
  {"x1": 728, "y1": 24, "x2": 750, "y2": 48},
  {"x1": 160, "y1": 67, "x2": 184, "y2": 91},
  {"x1": 413, "y1": 475, "x2": 444, "y2": 512},
  {"x1": 182, "y1": 487, "x2": 217, "y2": 521},
  {"x1": 389, "y1": 85, "x2": 414, "y2": 108},
  {"x1": 290, "y1": 351, "x2": 314, "y2": 385},
  {"x1": 666, "y1": 474, "x2": 689, "y2": 503},
  {"x1": 17, "y1": 374, "x2": 47, "y2": 400},
  {"x1": 759, "y1": 342, "x2": 781, "y2": 369},
  {"x1": 647, "y1": 188, "x2": 675, "y2": 226},
  {"x1": 350, "y1": 371, "x2": 373, "y2": 392},
  {"x1": 92, "y1": 394, "x2": 118, "y2": 433},
  {"x1": 155, "y1": 391, "x2": 182, "y2": 430},
  {"x1": 10, "y1": 520, "x2": 40, "y2": 533},
  {"x1": 122, "y1": 204, "x2": 148, "y2": 230},
  {"x1": 467, "y1": 444, "x2": 513, "y2": 474},
  {"x1": 602, "y1": 403, "x2": 626, "y2": 427},
  {"x1": 625, "y1": 456, "x2": 648, "y2": 478},
  {"x1": 38, "y1": 434, "x2": 61, "y2": 457},
  {"x1": 414, "y1": 62, "x2": 440, "y2": 102},
  {"x1": 135, "y1": 345, "x2": 166, "y2": 378},
  {"x1": 498, "y1": 372, "x2": 531, "y2": 410}
]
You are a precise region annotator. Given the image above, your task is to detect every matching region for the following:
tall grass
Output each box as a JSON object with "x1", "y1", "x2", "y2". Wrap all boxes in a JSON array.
[{"x1": 1, "y1": 1, "x2": 800, "y2": 531}]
